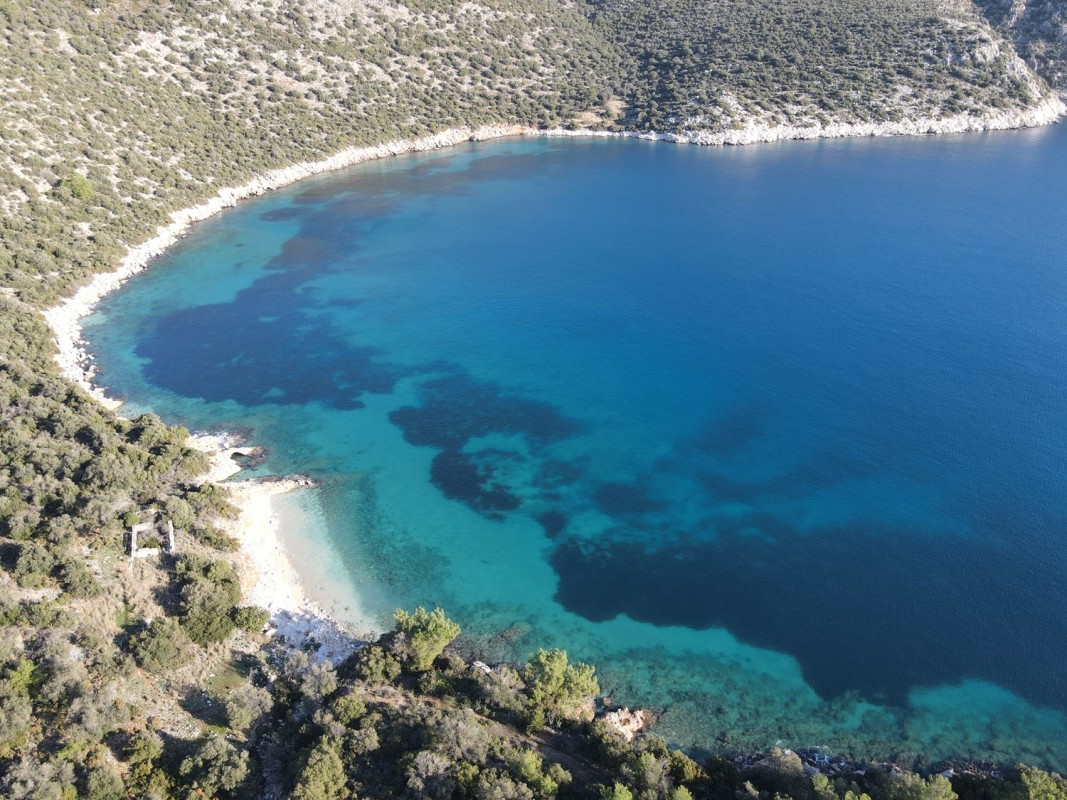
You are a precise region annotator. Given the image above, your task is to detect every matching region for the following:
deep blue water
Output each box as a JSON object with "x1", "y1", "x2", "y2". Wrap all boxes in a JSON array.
[{"x1": 85, "y1": 126, "x2": 1067, "y2": 767}]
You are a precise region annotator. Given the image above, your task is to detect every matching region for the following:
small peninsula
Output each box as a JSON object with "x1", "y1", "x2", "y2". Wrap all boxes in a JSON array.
[{"x1": 1, "y1": 1, "x2": 1066, "y2": 798}]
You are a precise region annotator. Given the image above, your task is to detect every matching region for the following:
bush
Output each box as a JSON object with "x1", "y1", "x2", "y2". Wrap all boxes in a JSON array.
[
  {"x1": 523, "y1": 649, "x2": 599, "y2": 726},
  {"x1": 393, "y1": 607, "x2": 461, "y2": 671},
  {"x1": 232, "y1": 605, "x2": 270, "y2": 632},
  {"x1": 129, "y1": 617, "x2": 193, "y2": 673}
]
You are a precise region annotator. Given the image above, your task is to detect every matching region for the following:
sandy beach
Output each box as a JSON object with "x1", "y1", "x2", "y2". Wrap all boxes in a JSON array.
[{"x1": 187, "y1": 433, "x2": 367, "y2": 663}]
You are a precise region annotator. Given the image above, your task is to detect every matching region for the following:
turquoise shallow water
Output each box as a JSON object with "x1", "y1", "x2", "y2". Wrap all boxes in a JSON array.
[{"x1": 85, "y1": 127, "x2": 1067, "y2": 767}]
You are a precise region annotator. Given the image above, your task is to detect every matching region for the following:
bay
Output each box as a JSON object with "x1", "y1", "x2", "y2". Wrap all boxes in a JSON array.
[{"x1": 85, "y1": 125, "x2": 1067, "y2": 767}]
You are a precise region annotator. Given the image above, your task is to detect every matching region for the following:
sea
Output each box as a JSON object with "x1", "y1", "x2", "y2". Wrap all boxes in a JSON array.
[{"x1": 83, "y1": 125, "x2": 1067, "y2": 768}]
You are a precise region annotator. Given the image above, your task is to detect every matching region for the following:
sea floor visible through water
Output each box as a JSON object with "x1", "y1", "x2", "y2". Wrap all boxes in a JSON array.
[{"x1": 84, "y1": 128, "x2": 1067, "y2": 768}]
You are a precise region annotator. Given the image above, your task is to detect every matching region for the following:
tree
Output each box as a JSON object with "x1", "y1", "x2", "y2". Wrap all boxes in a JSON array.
[
  {"x1": 58, "y1": 172, "x2": 93, "y2": 201},
  {"x1": 14, "y1": 541, "x2": 54, "y2": 587},
  {"x1": 407, "y1": 750, "x2": 455, "y2": 800},
  {"x1": 292, "y1": 736, "x2": 348, "y2": 800},
  {"x1": 176, "y1": 553, "x2": 241, "y2": 644},
  {"x1": 523, "y1": 649, "x2": 599, "y2": 725},
  {"x1": 601, "y1": 784, "x2": 635, "y2": 800},
  {"x1": 224, "y1": 681, "x2": 272, "y2": 732},
  {"x1": 508, "y1": 748, "x2": 570, "y2": 799},
  {"x1": 330, "y1": 692, "x2": 366, "y2": 726},
  {"x1": 83, "y1": 764, "x2": 124, "y2": 800},
  {"x1": 1018, "y1": 768, "x2": 1067, "y2": 800},
  {"x1": 624, "y1": 752, "x2": 672, "y2": 800},
  {"x1": 180, "y1": 579, "x2": 237, "y2": 644},
  {"x1": 886, "y1": 772, "x2": 957, "y2": 800},
  {"x1": 129, "y1": 618, "x2": 193, "y2": 673},
  {"x1": 354, "y1": 645, "x2": 402, "y2": 685},
  {"x1": 124, "y1": 732, "x2": 170, "y2": 797},
  {"x1": 179, "y1": 735, "x2": 250, "y2": 798},
  {"x1": 393, "y1": 607, "x2": 461, "y2": 671}
]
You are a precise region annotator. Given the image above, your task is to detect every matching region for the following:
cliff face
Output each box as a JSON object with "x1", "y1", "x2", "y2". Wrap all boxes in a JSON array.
[{"x1": 973, "y1": 0, "x2": 1067, "y2": 93}]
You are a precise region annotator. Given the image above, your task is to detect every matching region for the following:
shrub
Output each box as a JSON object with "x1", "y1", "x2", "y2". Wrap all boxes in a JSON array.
[
  {"x1": 393, "y1": 606, "x2": 461, "y2": 671},
  {"x1": 523, "y1": 648, "x2": 599, "y2": 726},
  {"x1": 231, "y1": 605, "x2": 270, "y2": 632},
  {"x1": 129, "y1": 618, "x2": 193, "y2": 673}
]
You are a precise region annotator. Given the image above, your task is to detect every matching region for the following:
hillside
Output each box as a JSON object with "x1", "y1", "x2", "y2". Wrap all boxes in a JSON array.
[
  {"x1": 974, "y1": 0, "x2": 1067, "y2": 91},
  {"x1": 592, "y1": 0, "x2": 1062, "y2": 139},
  {"x1": 1, "y1": 0, "x2": 1067, "y2": 797}
]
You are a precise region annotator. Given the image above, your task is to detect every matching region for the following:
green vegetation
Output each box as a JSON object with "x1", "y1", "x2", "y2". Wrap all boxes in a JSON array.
[
  {"x1": 394, "y1": 606, "x2": 463, "y2": 671},
  {"x1": 976, "y1": 0, "x2": 1067, "y2": 93},
  {"x1": 0, "y1": 0, "x2": 1064, "y2": 796},
  {"x1": 129, "y1": 616, "x2": 194, "y2": 673},
  {"x1": 524, "y1": 648, "x2": 600, "y2": 727},
  {"x1": 592, "y1": 0, "x2": 1053, "y2": 133}
]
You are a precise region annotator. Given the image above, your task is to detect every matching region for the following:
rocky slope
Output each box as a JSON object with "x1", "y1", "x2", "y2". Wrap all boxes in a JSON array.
[
  {"x1": 592, "y1": 0, "x2": 1063, "y2": 134},
  {"x1": 974, "y1": 0, "x2": 1067, "y2": 92}
]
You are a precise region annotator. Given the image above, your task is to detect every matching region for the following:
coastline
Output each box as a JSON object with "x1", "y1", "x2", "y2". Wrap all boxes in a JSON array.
[
  {"x1": 560, "y1": 94, "x2": 1065, "y2": 146},
  {"x1": 38, "y1": 101, "x2": 1065, "y2": 670},
  {"x1": 186, "y1": 433, "x2": 365, "y2": 663},
  {"x1": 40, "y1": 123, "x2": 541, "y2": 409},
  {"x1": 40, "y1": 96, "x2": 1066, "y2": 408}
]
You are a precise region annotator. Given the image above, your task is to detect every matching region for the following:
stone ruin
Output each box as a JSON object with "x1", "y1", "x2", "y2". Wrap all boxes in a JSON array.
[{"x1": 128, "y1": 513, "x2": 177, "y2": 559}]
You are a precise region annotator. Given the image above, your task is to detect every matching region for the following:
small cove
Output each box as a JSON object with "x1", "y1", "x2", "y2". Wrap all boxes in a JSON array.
[{"x1": 84, "y1": 127, "x2": 1067, "y2": 767}]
